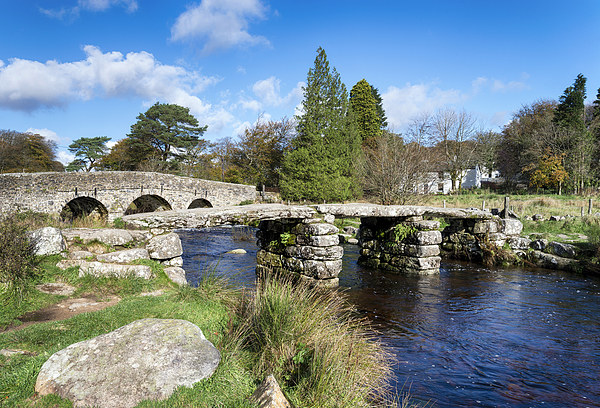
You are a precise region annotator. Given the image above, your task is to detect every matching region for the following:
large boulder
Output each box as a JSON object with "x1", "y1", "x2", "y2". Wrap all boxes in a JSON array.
[
  {"x1": 78, "y1": 261, "x2": 153, "y2": 279},
  {"x1": 35, "y1": 318, "x2": 220, "y2": 408},
  {"x1": 62, "y1": 229, "x2": 135, "y2": 247},
  {"x1": 547, "y1": 241, "x2": 577, "y2": 259},
  {"x1": 29, "y1": 227, "x2": 66, "y2": 256},
  {"x1": 96, "y1": 248, "x2": 149, "y2": 264},
  {"x1": 164, "y1": 267, "x2": 187, "y2": 285},
  {"x1": 146, "y1": 233, "x2": 183, "y2": 260}
]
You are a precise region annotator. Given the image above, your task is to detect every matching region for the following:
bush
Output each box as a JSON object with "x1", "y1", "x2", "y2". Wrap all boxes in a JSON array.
[
  {"x1": 0, "y1": 213, "x2": 39, "y2": 301},
  {"x1": 236, "y1": 275, "x2": 393, "y2": 407}
]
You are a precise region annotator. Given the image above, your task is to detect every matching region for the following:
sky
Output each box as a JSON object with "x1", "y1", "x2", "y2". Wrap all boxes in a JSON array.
[{"x1": 1, "y1": 0, "x2": 599, "y2": 166}]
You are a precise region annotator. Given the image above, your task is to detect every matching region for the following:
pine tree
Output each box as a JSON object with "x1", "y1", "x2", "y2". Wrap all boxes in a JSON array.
[
  {"x1": 554, "y1": 74, "x2": 591, "y2": 193},
  {"x1": 370, "y1": 86, "x2": 388, "y2": 130},
  {"x1": 280, "y1": 48, "x2": 361, "y2": 202},
  {"x1": 350, "y1": 79, "x2": 382, "y2": 147}
]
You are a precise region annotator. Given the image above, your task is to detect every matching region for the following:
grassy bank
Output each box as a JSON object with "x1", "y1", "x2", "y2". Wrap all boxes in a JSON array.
[
  {"x1": 1, "y1": 256, "x2": 401, "y2": 407},
  {"x1": 413, "y1": 191, "x2": 598, "y2": 218}
]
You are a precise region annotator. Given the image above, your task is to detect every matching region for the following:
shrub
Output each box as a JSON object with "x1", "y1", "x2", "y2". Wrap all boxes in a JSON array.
[
  {"x1": 236, "y1": 275, "x2": 393, "y2": 407},
  {"x1": 0, "y1": 213, "x2": 39, "y2": 301}
]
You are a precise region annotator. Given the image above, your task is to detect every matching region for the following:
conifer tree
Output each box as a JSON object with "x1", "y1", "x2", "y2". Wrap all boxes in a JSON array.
[
  {"x1": 370, "y1": 86, "x2": 388, "y2": 130},
  {"x1": 554, "y1": 74, "x2": 591, "y2": 193},
  {"x1": 350, "y1": 79, "x2": 382, "y2": 147},
  {"x1": 280, "y1": 47, "x2": 361, "y2": 202}
]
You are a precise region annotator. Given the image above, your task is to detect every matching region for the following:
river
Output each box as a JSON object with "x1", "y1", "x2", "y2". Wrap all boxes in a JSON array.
[{"x1": 177, "y1": 227, "x2": 600, "y2": 408}]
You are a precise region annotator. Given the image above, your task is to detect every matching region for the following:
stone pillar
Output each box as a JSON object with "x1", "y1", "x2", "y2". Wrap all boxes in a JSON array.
[
  {"x1": 256, "y1": 218, "x2": 342, "y2": 288},
  {"x1": 358, "y1": 217, "x2": 442, "y2": 274}
]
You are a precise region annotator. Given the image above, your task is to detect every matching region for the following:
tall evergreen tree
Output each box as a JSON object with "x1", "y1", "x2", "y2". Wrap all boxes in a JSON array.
[
  {"x1": 350, "y1": 79, "x2": 382, "y2": 147},
  {"x1": 553, "y1": 74, "x2": 591, "y2": 193},
  {"x1": 280, "y1": 47, "x2": 361, "y2": 202},
  {"x1": 370, "y1": 86, "x2": 388, "y2": 130}
]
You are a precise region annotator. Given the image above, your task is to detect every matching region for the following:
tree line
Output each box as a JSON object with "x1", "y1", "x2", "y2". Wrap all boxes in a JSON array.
[{"x1": 2, "y1": 48, "x2": 600, "y2": 203}]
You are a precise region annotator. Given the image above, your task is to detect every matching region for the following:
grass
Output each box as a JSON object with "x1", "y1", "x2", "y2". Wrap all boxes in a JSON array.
[
  {"x1": 413, "y1": 190, "x2": 598, "y2": 218},
  {"x1": 235, "y1": 275, "x2": 393, "y2": 407},
  {"x1": 0, "y1": 257, "x2": 401, "y2": 407}
]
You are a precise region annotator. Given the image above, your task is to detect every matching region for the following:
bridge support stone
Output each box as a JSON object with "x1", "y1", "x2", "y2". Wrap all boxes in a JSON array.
[
  {"x1": 358, "y1": 216, "x2": 442, "y2": 274},
  {"x1": 256, "y1": 218, "x2": 342, "y2": 288}
]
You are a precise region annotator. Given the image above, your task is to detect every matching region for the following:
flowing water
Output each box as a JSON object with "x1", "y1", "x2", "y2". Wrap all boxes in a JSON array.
[{"x1": 178, "y1": 227, "x2": 600, "y2": 408}]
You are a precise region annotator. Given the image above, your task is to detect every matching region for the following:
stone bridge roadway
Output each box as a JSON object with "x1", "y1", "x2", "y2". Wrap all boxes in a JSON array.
[
  {"x1": 0, "y1": 171, "x2": 257, "y2": 220},
  {"x1": 123, "y1": 203, "x2": 518, "y2": 287},
  {"x1": 121, "y1": 203, "x2": 493, "y2": 229}
]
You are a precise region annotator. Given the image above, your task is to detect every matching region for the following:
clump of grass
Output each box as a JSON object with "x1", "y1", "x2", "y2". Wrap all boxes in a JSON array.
[
  {"x1": 0, "y1": 213, "x2": 39, "y2": 303},
  {"x1": 236, "y1": 275, "x2": 393, "y2": 407}
]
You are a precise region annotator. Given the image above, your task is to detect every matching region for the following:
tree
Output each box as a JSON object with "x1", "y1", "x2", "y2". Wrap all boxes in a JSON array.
[
  {"x1": 233, "y1": 116, "x2": 294, "y2": 186},
  {"x1": 280, "y1": 47, "x2": 361, "y2": 202},
  {"x1": 431, "y1": 108, "x2": 478, "y2": 190},
  {"x1": 67, "y1": 136, "x2": 110, "y2": 172},
  {"x1": 497, "y1": 100, "x2": 557, "y2": 188},
  {"x1": 128, "y1": 102, "x2": 208, "y2": 165},
  {"x1": 371, "y1": 86, "x2": 388, "y2": 130},
  {"x1": 350, "y1": 79, "x2": 382, "y2": 147},
  {"x1": 360, "y1": 131, "x2": 433, "y2": 204},
  {"x1": 0, "y1": 130, "x2": 63, "y2": 173},
  {"x1": 553, "y1": 74, "x2": 591, "y2": 193},
  {"x1": 474, "y1": 130, "x2": 502, "y2": 176},
  {"x1": 98, "y1": 139, "x2": 136, "y2": 171},
  {"x1": 523, "y1": 148, "x2": 568, "y2": 194}
]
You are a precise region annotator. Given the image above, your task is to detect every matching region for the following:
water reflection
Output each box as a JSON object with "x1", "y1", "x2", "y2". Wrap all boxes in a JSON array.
[{"x1": 178, "y1": 228, "x2": 600, "y2": 408}]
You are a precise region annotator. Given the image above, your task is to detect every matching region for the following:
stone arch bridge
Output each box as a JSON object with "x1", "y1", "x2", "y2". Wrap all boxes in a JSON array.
[{"x1": 0, "y1": 171, "x2": 257, "y2": 220}]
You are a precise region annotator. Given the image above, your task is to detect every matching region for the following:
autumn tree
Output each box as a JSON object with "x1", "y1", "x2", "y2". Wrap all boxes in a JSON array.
[
  {"x1": 350, "y1": 79, "x2": 382, "y2": 147},
  {"x1": 280, "y1": 47, "x2": 361, "y2": 202},
  {"x1": 0, "y1": 130, "x2": 63, "y2": 173},
  {"x1": 233, "y1": 116, "x2": 294, "y2": 187},
  {"x1": 67, "y1": 136, "x2": 111, "y2": 172},
  {"x1": 497, "y1": 100, "x2": 557, "y2": 188},
  {"x1": 524, "y1": 148, "x2": 568, "y2": 194}
]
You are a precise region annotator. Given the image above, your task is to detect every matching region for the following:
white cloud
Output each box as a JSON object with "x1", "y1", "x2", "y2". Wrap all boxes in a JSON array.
[
  {"x1": 26, "y1": 128, "x2": 59, "y2": 143},
  {"x1": 0, "y1": 45, "x2": 222, "y2": 116},
  {"x1": 171, "y1": 0, "x2": 269, "y2": 53},
  {"x1": 382, "y1": 83, "x2": 464, "y2": 131},
  {"x1": 471, "y1": 74, "x2": 529, "y2": 94},
  {"x1": 57, "y1": 150, "x2": 75, "y2": 166},
  {"x1": 239, "y1": 77, "x2": 304, "y2": 112},
  {"x1": 79, "y1": 0, "x2": 138, "y2": 12},
  {"x1": 40, "y1": 0, "x2": 137, "y2": 19}
]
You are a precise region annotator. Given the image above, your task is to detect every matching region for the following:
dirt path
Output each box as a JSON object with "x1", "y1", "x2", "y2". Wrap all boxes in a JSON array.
[{"x1": 1, "y1": 294, "x2": 121, "y2": 334}]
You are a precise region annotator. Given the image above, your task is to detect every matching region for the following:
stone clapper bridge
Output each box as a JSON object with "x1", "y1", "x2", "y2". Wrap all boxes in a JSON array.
[
  {"x1": 122, "y1": 203, "x2": 523, "y2": 288},
  {"x1": 0, "y1": 171, "x2": 522, "y2": 286}
]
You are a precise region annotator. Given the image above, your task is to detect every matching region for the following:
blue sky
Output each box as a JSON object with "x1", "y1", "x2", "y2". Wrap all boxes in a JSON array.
[{"x1": 1, "y1": 0, "x2": 599, "y2": 165}]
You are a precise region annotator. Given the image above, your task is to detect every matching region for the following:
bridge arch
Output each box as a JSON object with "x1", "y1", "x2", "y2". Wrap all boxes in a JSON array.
[
  {"x1": 124, "y1": 194, "x2": 172, "y2": 216},
  {"x1": 188, "y1": 198, "x2": 213, "y2": 209},
  {"x1": 60, "y1": 197, "x2": 108, "y2": 221}
]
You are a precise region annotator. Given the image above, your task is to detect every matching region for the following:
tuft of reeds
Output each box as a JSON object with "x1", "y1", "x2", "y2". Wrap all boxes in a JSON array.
[{"x1": 235, "y1": 274, "x2": 394, "y2": 407}]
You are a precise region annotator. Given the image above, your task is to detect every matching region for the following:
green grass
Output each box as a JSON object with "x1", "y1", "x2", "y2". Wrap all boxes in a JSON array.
[
  {"x1": 0, "y1": 259, "x2": 401, "y2": 407},
  {"x1": 414, "y1": 190, "x2": 598, "y2": 218}
]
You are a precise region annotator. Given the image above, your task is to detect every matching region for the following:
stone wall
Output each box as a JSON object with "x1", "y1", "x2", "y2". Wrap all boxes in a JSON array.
[
  {"x1": 358, "y1": 216, "x2": 443, "y2": 274},
  {"x1": 0, "y1": 171, "x2": 257, "y2": 219},
  {"x1": 256, "y1": 218, "x2": 342, "y2": 288}
]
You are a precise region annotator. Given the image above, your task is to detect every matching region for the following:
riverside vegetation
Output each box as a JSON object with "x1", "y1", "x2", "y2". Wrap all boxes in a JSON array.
[{"x1": 0, "y1": 212, "x2": 415, "y2": 408}]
